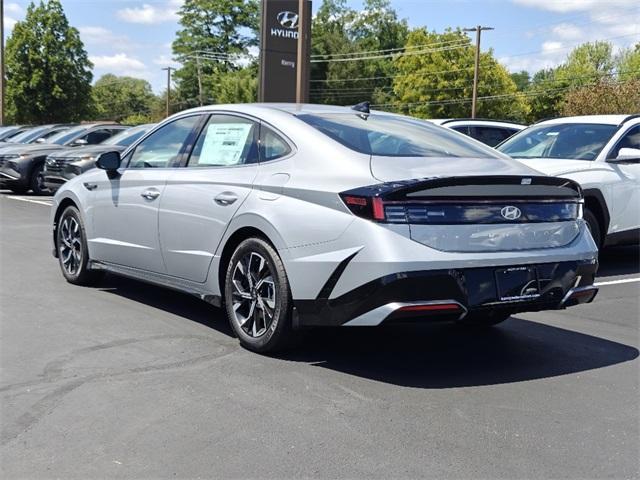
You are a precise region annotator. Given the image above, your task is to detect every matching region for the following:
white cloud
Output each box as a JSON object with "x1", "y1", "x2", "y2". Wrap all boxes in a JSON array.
[
  {"x1": 90, "y1": 53, "x2": 149, "y2": 77},
  {"x1": 153, "y1": 54, "x2": 180, "y2": 68},
  {"x1": 4, "y1": 16, "x2": 18, "y2": 30},
  {"x1": 79, "y1": 26, "x2": 130, "y2": 46},
  {"x1": 116, "y1": 0, "x2": 183, "y2": 24},
  {"x1": 5, "y1": 3, "x2": 23, "y2": 15},
  {"x1": 551, "y1": 23, "x2": 584, "y2": 41},
  {"x1": 513, "y1": 0, "x2": 638, "y2": 13}
]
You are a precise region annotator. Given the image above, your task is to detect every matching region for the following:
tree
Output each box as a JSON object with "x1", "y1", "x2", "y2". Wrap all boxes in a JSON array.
[
  {"x1": 5, "y1": 0, "x2": 93, "y2": 123},
  {"x1": 561, "y1": 79, "x2": 640, "y2": 116},
  {"x1": 510, "y1": 71, "x2": 530, "y2": 91},
  {"x1": 215, "y1": 65, "x2": 258, "y2": 104},
  {"x1": 392, "y1": 28, "x2": 529, "y2": 121},
  {"x1": 311, "y1": 0, "x2": 408, "y2": 105},
  {"x1": 91, "y1": 74, "x2": 156, "y2": 122},
  {"x1": 172, "y1": 0, "x2": 259, "y2": 105},
  {"x1": 616, "y1": 43, "x2": 640, "y2": 81}
]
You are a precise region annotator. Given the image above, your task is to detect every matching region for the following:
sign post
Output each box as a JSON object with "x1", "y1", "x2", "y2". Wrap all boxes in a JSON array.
[{"x1": 259, "y1": 0, "x2": 311, "y2": 103}]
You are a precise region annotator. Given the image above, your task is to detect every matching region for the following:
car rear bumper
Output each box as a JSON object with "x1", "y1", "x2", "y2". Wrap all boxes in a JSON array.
[{"x1": 293, "y1": 259, "x2": 598, "y2": 327}]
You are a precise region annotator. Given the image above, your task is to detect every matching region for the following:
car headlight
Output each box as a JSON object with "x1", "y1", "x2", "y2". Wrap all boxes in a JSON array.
[{"x1": 80, "y1": 155, "x2": 96, "y2": 162}]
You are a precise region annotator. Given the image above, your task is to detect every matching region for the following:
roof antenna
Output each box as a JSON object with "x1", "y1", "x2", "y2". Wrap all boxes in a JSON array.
[{"x1": 351, "y1": 101, "x2": 370, "y2": 119}]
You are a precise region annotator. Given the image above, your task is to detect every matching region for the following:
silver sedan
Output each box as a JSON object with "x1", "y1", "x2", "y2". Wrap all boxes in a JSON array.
[{"x1": 50, "y1": 103, "x2": 599, "y2": 353}]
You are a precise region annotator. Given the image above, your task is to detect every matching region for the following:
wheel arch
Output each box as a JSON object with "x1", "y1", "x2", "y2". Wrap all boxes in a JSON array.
[
  {"x1": 52, "y1": 196, "x2": 81, "y2": 257},
  {"x1": 582, "y1": 188, "x2": 610, "y2": 244},
  {"x1": 216, "y1": 226, "x2": 281, "y2": 302}
]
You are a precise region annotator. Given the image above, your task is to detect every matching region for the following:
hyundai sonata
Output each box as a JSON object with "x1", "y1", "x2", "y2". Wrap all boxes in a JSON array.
[{"x1": 50, "y1": 104, "x2": 599, "y2": 353}]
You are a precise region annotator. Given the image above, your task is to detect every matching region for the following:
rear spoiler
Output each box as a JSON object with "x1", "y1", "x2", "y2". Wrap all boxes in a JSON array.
[{"x1": 343, "y1": 175, "x2": 583, "y2": 202}]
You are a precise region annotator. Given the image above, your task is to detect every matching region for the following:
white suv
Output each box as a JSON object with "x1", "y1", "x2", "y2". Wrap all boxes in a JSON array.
[
  {"x1": 429, "y1": 119, "x2": 526, "y2": 147},
  {"x1": 498, "y1": 115, "x2": 640, "y2": 248}
]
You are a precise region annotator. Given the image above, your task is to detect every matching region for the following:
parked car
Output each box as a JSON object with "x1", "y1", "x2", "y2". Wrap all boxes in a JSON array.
[
  {"x1": 429, "y1": 119, "x2": 526, "y2": 146},
  {"x1": 44, "y1": 124, "x2": 155, "y2": 192},
  {"x1": 0, "y1": 125, "x2": 32, "y2": 142},
  {"x1": 0, "y1": 123, "x2": 127, "y2": 194},
  {"x1": 497, "y1": 114, "x2": 640, "y2": 248},
  {"x1": 51, "y1": 103, "x2": 598, "y2": 353},
  {"x1": 0, "y1": 124, "x2": 75, "y2": 149}
]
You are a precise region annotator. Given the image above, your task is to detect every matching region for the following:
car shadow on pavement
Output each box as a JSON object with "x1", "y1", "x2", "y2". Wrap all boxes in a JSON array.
[
  {"x1": 99, "y1": 275, "x2": 638, "y2": 390},
  {"x1": 282, "y1": 320, "x2": 639, "y2": 388},
  {"x1": 597, "y1": 245, "x2": 639, "y2": 278}
]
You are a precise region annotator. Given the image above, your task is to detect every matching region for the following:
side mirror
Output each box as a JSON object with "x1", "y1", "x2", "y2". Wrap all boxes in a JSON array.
[
  {"x1": 72, "y1": 138, "x2": 88, "y2": 146},
  {"x1": 611, "y1": 147, "x2": 640, "y2": 163},
  {"x1": 35, "y1": 137, "x2": 46, "y2": 144},
  {"x1": 96, "y1": 151, "x2": 121, "y2": 172}
]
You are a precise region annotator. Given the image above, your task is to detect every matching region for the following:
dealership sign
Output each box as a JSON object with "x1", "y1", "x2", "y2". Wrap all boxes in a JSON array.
[{"x1": 259, "y1": 0, "x2": 311, "y2": 102}]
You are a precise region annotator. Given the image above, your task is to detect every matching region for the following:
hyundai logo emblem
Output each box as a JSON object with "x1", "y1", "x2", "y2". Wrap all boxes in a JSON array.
[
  {"x1": 501, "y1": 206, "x2": 522, "y2": 220},
  {"x1": 277, "y1": 11, "x2": 299, "y2": 29}
]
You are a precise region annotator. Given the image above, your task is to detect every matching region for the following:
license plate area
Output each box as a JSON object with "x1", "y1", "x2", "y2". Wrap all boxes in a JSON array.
[{"x1": 495, "y1": 266, "x2": 540, "y2": 302}]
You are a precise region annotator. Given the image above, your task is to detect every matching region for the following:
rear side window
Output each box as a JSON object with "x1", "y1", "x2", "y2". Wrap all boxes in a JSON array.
[
  {"x1": 298, "y1": 113, "x2": 499, "y2": 158},
  {"x1": 187, "y1": 115, "x2": 259, "y2": 167},
  {"x1": 260, "y1": 126, "x2": 291, "y2": 161},
  {"x1": 469, "y1": 126, "x2": 518, "y2": 147}
]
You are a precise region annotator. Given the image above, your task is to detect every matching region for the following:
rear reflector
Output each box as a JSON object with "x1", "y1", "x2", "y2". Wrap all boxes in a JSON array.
[{"x1": 398, "y1": 303, "x2": 462, "y2": 312}]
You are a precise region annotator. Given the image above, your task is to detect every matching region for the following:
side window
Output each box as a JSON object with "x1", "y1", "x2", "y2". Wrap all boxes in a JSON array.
[
  {"x1": 470, "y1": 127, "x2": 514, "y2": 147},
  {"x1": 450, "y1": 126, "x2": 470, "y2": 136},
  {"x1": 260, "y1": 125, "x2": 291, "y2": 161},
  {"x1": 85, "y1": 129, "x2": 113, "y2": 144},
  {"x1": 187, "y1": 115, "x2": 258, "y2": 167},
  {"x1": 128, "y1": 116, "x2": 200, "y2": 168},
  {"x1": 608, "y1": 126, "x2": 640, "y2": 159}
]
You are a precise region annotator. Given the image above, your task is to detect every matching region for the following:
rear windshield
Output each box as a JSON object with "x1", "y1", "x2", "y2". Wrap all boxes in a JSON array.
[
  {"x1": 298, "y1": 113, "x2": 501, "y2": 158},
  {"x1": 498, "y1": 123, "x2": 618, "y2": 160}
]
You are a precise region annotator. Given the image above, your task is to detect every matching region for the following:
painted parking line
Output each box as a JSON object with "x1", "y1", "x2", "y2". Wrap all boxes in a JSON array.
[
  {"x1": 594, "y1": 277, "x2": 640, "y2": 287},
  {"x1": 5, "y1": 195, "x2": 53, "y2": 207}
]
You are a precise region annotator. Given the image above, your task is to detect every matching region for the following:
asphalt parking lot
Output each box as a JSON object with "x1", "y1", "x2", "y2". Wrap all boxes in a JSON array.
[{"x1": 1, "y1": 192, "x2": 639, "y2": 479}]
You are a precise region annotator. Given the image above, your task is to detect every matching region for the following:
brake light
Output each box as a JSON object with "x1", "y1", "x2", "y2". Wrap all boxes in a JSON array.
[{"x1": 339, "y1": 194, "x2": 386, "y2": 221}]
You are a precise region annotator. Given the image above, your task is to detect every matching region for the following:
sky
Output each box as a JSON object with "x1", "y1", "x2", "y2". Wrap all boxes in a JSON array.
[{"x1": 3, "y1": 0, "x2": 640, "y2": 93}]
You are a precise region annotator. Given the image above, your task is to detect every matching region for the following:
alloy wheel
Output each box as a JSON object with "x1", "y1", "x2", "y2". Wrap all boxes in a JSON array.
[
  {"x1": 59, "y1": 216, "x2": 83, "y2": 275},
  {"x1": 230, "y1": 251, "x2": 277, "y2": 338}
]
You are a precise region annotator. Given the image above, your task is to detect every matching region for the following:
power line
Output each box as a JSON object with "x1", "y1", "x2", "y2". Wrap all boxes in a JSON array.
[
  {"x1": 310, "y1": 38, "x2": 469, "y2": 59},
  {"x1": 310, "y1": 42, "x2": 471, "y2": 63}
]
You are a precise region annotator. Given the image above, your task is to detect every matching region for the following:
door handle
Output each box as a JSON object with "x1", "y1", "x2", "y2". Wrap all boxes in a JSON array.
[
  {"x1": 214, "y1": 192, "x2": 238, "y2": 206},
  {"x1": 141, "y1": 189, "x2": 161, "y2": 200},
  {"x1": 83, "y1": 182, "x2": 97, "y2": 191}
]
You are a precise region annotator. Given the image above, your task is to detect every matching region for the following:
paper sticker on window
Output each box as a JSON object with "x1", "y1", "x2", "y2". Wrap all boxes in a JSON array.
[{"x1": 199, "y1": 123, "x2": 253, "y2": 166}]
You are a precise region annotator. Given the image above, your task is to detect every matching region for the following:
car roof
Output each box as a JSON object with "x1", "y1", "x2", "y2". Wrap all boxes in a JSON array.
[
  {"x1": 179, "y1": 103, "x2": 400, "y2": 117},
  {"x1": 431, "y1": 119, "x2": 527, "y2": 129},
  {"x1": 535, "y1": 115, "x2": 638, "y2": 126}
]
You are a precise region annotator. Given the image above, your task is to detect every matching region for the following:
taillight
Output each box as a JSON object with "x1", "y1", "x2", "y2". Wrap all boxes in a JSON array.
[{"x1": 340, "y1": 194, "x2": 386, "y2": 221}]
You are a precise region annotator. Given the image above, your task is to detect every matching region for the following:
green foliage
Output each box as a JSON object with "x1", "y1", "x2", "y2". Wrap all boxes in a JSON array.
[
  {"x1": 5, "y1": 0, "x2": 93, "y2": 123},
  {"x1": 172, "y1": 0, "x2": 259, "y2": 105},
  {"x1": 91, "y1": 74, "x2": 156, "y2": 121},
  {"x1": 510, "y1": 71, "x2": 530, "y2": 91},
  {"x1": 561, "y1": 79, "x2": 640, "y2": 116},
  {"x1": 311, "y1": 0, "x2": 408, "y2": 105},
  {"x1": 392, "y1": 28, "x2": 528, "y2": 121},
  {"x1": 215, "y1": 66, "x2": 258, "y2": 104},
  {"x1": 617, "y1": 43, "x2": 640, "y2": 81}
]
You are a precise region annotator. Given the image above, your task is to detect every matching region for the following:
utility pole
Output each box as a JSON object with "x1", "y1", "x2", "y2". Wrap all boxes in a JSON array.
[
  {"x1": 161, "y1": 67, "x2": 174, "y2": 118},
  {"x1": 1, "y1": 0, "x2": 5, "y2": 126},
  {"x1": 195, "y1": 55, "x2": 203, "y2": 106},
  {"x1": 295, "y1": 0, "x2": 309, "y2": 103},
  {"x1": 463, "y1": 25, "x2": 494, "y2": 118}
]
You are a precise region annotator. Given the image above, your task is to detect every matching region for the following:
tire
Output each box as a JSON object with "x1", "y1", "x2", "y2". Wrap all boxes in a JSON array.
[
  {"x1": 460, "y1": 311, "x2": 511, "y2": 327},
  {"x1": 29, "y1": 163, "x2": 48, "y2": 195},
  {"x1": 224, "y1": 237, "x2": 294, "y2": 353},
  {"x1": 56, "y1": 206, "x2": 101, "y2": 285},
  {"x1": 584, "y1": 208, "x2": 602, "y2": 250}
]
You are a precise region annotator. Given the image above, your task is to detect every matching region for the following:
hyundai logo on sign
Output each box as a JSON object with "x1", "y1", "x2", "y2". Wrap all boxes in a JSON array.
[
  {"x1": 501, "y1": 206, "x2": 522, "y2": 220},
  {"x1": 277, "y1": 11, "x2": 299, "y2": 28},
  {"x1": 271, "y1": 11, "x2": 299, "y2": 39}
]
